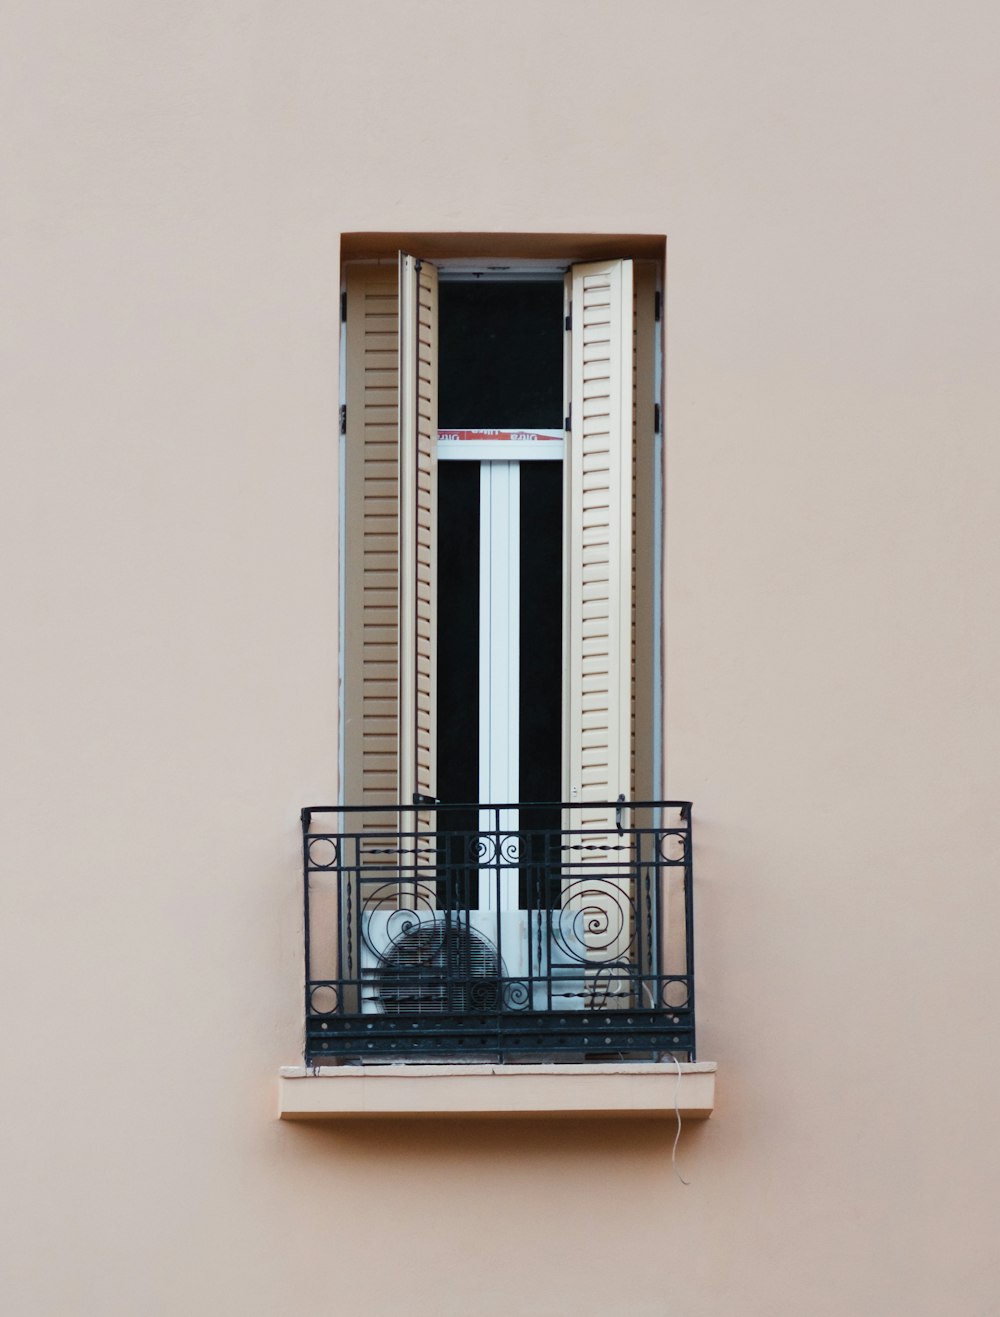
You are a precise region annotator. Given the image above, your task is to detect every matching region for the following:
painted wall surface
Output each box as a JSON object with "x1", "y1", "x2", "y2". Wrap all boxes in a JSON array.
[{"x1": 3, "y1": 2, "x2": 999, "y2": 1315}]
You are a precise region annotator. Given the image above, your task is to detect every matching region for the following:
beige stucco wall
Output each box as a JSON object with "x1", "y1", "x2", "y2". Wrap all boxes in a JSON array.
[{"x1": 3, "y1": 2, "x2": 999, "y2": 1314}]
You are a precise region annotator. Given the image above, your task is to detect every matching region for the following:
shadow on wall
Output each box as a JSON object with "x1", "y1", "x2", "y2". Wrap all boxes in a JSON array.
[{"x1": 277, "y1": 1114, "x2": 713, "y2": 1176}]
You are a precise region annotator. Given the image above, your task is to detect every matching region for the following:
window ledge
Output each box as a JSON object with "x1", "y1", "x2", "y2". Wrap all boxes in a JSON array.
[{"x1": 278, "y1": 1061, "x2": 716, "y2": 1121}]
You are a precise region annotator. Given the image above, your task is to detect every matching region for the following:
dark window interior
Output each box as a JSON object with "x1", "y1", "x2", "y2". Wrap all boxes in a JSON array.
[
  {"x1": 519, "y1": 462, "x2": 563, "y2": 908},
  {"x1": 436, "y1": 461, "x2": 479, "y2": 907},
  {"x1": 436, "y1": 279, "x2": 565, "y2": 911},
  {"x1": 438, "y1": 281, "x2": 564, "y2": 429}
]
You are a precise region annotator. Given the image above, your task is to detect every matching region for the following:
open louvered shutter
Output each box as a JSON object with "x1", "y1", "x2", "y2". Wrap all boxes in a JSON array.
[
  {"x1": 565, "y1": 259, "x2": 634, "y2": 1002},
  {"x1": 343, "y1": 263, "x2": 400, "y2": 820},
  {"x1": 398, "y1": 253, "x2": 438, "y2": 808},
  {"x1": 565, "y1": 258, "x2": 634, "y2": 820}
]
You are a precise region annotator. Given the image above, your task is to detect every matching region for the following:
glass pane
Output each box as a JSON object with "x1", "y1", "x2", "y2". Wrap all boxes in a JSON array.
[
  {"x1": 437, "y1": 461, "x2": 480, "y2": 908},
  {"x1": 438, "y1": 281, "x2": 564, "y2": 430},
  {"x1": 519, "y1": 461, "x2": 563, "y2": 909}
]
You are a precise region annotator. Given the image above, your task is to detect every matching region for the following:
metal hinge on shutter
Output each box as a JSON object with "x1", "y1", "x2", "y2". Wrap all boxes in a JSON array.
[
  {"x1": 341, "y1": 291, "x2": 347, "y2": 322},
  {"x1": 654, "y1": 403, "x2": 661, "y2": 434},
  {"x1": 564, "y1": 402, "x2": 571, "y2": 432},
  {"x1": 565, "y1": 304, "x2": 572, "y2": 331},
  {"x1": 339, "y1": 404, "x2": 346, "y2": 436},
  {"x1": 654, "y1": 290, "x2": 662, "y2": 322}
]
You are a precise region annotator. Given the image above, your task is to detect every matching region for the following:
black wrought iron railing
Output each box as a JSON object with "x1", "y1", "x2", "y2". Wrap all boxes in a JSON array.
[{"x1": 301, "y1": 800, "x2": 696, "y2": 1063}]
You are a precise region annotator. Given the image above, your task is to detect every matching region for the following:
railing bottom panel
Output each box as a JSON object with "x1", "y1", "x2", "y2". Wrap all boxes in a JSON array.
[{"x1": 307, "y1": 1008, "x2": 694, "y2": 1063}]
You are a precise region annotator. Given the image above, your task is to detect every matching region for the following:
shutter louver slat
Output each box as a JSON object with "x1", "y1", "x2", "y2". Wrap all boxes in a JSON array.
[
  {"x1": 344, "y1": 265, "x2": 401, "y2": 826},
  {"x1": 566, "y1": 259, "x2": 634, "y2": 1005},
  {"x1": 566, "y1": 260, "x2": 633, "y2": 818},
  {"x1": 398, "y1": 254, "x2": 438, "y2": 816}
]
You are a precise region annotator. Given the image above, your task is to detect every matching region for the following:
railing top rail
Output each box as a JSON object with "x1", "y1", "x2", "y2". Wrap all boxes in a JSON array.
[{"x1": 303, "y1": 799, "x2": 692, "y2": 823}]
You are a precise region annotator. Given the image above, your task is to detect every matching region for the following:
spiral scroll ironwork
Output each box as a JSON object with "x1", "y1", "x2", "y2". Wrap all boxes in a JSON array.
[
  {"x1": 468, "y1": 833, "x2": 494, "y2": 865},
  {"x1": 551, "y1": 877, "x2": 638, "y2": 964},
  {"x1": 358, "y1": 880, "x2": 440, "y2": 961},
  {"x1": 466, "y1": 831, "x2": 523, "y2": 866},
  {"x1": 503, "y1": 978, "x2": 531, "y2": 1010},
  {"x1": 499, "y1": 832, "x2": 522, "y2": 864}
]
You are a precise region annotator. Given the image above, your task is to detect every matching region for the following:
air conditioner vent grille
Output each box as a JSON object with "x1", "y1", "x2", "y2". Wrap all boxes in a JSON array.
[{"x1": 374, "y1": 921, "x2": 501, "y2": 1015}]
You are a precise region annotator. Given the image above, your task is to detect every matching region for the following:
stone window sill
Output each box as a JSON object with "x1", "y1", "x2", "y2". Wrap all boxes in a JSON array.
[{"x1": 278, "y1": 1061, "x2": 716, "y2": 1120}]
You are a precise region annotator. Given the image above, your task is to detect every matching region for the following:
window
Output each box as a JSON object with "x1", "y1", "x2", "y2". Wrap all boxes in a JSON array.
[{"x1": 341, "y1": 246, "x2": 662, "y2": 833}]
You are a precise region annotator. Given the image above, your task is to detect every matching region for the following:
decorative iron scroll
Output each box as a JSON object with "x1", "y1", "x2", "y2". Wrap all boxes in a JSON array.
[{"x1": 301, "y1": 800, "x2": 696, "y2": 1062}]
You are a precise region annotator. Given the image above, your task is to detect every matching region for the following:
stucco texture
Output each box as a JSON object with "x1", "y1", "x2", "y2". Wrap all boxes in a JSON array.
[{"x1": 2, "y1": 2, "x2": 999, "y2": 1315}]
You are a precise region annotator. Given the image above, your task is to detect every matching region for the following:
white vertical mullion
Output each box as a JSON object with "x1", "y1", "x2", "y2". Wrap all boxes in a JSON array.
[
  {"x1": 478, "y1": 460, "x2": 493, "y2": 899},
  {"x1": 500, "y1": 462, "x2": 519, "y2": 910},
  {"x1": 478, "y1": 462, "x2": 520, "y2": 911}
]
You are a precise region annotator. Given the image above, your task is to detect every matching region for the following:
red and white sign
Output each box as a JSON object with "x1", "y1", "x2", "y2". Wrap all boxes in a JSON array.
[{"x1": 437, "y1": 428, "x2": 563, "y2": 443}]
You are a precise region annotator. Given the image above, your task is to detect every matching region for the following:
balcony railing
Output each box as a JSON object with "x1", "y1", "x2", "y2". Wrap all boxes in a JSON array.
[{"x1": 301, "y1": 800, "x2": 696, "y2": 1063}]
